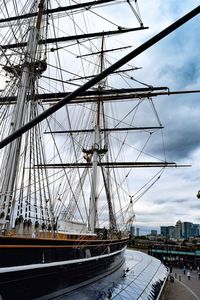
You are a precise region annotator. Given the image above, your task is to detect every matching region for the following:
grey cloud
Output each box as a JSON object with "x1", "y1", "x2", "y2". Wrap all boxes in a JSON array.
[
  {"x1": 148, "y1": 115, "x2": 200, "y2": 161},
  {"x1": 127, "y1": 2, "x2": 200, "y2": 227},
  {"x1": 189, "y1": 204, "x2": 200, "y2": 210},
  {"x1": 154, "y1": 198, "x2": 188, "y2": 205},
  {"x1": 159, "y1": 60, "x2": 200, "y2": 89}
]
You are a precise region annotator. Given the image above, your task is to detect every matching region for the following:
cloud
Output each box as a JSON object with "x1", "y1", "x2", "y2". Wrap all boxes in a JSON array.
[
  {"x1": 122, "y1": 2, "x2": 200, "y2": 229},
  {"x1": 122, "y1": 3, "x2": 200, "y2": 167},
  {"x1": 154, "y1": 198, "x2": 188, "y2": 205},
  {"x1": 159, "y1": 60, "x2": 200, "y2": 88}
]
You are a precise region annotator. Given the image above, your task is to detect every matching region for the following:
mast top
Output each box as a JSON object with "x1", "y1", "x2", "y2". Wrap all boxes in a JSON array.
[{"x1": 36, "y1": 0, "x2": 45, "y2": 30}]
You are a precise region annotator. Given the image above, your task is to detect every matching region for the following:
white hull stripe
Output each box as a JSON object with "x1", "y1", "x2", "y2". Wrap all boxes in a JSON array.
[{"x1": 0, "y1": 247, "x2": 126, "y2": 273}]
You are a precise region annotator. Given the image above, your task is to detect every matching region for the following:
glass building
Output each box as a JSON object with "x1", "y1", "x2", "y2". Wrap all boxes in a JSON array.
[
  {"x1": 182, "y1": 222, "x2": 193, "y2": 239},
  {"x1": 160, "y1": 226, "x2": 169, "y2": 239}
]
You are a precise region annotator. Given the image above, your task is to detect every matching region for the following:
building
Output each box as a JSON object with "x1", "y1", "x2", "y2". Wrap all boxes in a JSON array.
[
  {"x1": 130, "y1": 225, "x2": 135, "y2": 236},
  {"x1": 150, "y1": 230, "x2": 157, "y2": 236},
  {"x1": 160, "y1": 226, "x2": 169, "y2": 239},
  {"x1": 175, "y1": 220, "x2": 182, "y2": 239},
  {"x1": 182, "y1": 222, "x2": 193, "y2": 240},
  {"x1": 160, "y1": 221, "x2": 200, "y2": 241},
  {"x1": 149, "y1": 244, "x2": 200, "y2": 268},
  {"x1": 191, "y1": 224, "x2": 200, "y2": 237},
  {"x1": 168, "y1": 226, "x2": 175, "y2": 240}
]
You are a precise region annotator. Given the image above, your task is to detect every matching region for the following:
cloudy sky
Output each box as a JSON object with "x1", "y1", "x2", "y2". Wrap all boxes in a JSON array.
[
  {"x1": 44, "y1": 1, "x2": 200, "y2": 232},
  {"x1": 126, "y1": 1, "x2": 200, "y2": 232},
  {"x1": 0, "y1": 1, "x2": 199, "y2": 233},
  {"x1": 43, "y1": 1, "x2": 200, "y2": 232}
]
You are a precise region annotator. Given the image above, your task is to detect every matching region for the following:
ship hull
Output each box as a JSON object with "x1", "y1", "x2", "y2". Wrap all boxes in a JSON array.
[{"x1": 0, "y1": 236, "x2": 127, "y2": 299}]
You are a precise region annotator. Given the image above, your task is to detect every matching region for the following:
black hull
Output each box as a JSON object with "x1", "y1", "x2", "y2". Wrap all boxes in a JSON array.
[
  {"x1": 0, "y1": 236, "x2": 127, "y2": 299},
  {"x1": 0, "y1": 249, "x2": 125, "y2": 300}
]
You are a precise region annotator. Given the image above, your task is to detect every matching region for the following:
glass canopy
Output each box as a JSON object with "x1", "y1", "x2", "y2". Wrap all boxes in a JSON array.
[{"x1": 59, "y1": 249, "x2": 168, "y2": 299}]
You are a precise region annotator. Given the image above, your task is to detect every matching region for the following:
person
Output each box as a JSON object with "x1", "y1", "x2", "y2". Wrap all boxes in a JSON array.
[
  {"x1": 190, "y1": 265, "x2": 192, "y2": 272},
  {"x1": 187, "y1": 271, "x2": 191, "y2": 280},
  {"x1": 183, "y1": 266, "x2": 186, "y2": 275},
  {"x1": 32, "y1": 231, "x2": 36, "y2": 238},
  {"x1": 197, "y1": 266, "x2": 199, "y2": 273}
]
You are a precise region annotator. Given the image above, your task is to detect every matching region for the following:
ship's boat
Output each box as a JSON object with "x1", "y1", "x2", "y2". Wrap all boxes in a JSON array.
[{"x1": 0, "y1": 1, "x2": 199, "y2": 299}]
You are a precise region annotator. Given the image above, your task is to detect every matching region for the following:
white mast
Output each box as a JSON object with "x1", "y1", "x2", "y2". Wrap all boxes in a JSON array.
[
  {"x1": 88, "y1": 124, "x2": 101, "y2": 232},
  {"x1": 0, "y1": 0, "x2": 45, "y2": 228},
  {"x1": 88, "y1": 36, "x2": 118, "y2": 233},
  {"x1": 88, "y1": 37, "x2": 105, "y2": 233}
]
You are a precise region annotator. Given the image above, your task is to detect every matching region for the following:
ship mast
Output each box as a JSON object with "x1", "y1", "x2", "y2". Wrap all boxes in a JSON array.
[
  {"x1": 99, "y1": 38, "x2": 117, "y2": 232},
  {"x1": 88, "y1": 38, "x2": 104, "y2": 232},
  {"x1": 0, "y1": 0, "x2": 46, "y2": 228},
  {"x1": 88, "y1": 36, "x2": 117, "y2": 232}
]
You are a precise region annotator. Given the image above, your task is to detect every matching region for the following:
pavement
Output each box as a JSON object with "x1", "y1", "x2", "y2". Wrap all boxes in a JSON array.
[{"x1": 164, "y1": 268, "x2": 200, "y2": 300}]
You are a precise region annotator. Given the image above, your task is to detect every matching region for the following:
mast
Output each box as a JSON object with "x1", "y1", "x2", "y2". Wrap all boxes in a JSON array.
[
  {"x1": 0, "y1": 5, "x2": 199, "y2": 149},
  {"x1": 1, "y1": 27, "x2": 148, "y2": 50},
  {"x1": 100, "y1": 39, "x2": 117, "y2": 231},
  {"x1": 88, "y1": 38, "x2": 105, "y2": 232},
  {"x1": 0, "y1": 0, "x2": 137, "y2": 24},
  {"x1": 0, "y1": 0, "x2": 46, "y2": 228},
  {"x1": 88, "y1": 36, "x2": 118, "y2": 232},
  {"x1": 0, "y1": 3, "x2": 198, "y2": 235}
]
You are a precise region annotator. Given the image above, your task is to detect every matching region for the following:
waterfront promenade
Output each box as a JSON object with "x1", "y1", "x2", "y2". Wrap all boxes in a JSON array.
[{"x1": 164, "y1": 268, "x2": 200, "y2": 300}]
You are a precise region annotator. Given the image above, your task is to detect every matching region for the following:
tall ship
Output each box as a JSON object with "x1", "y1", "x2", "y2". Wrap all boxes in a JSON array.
[{"x1": 0, "y1": 1, "x2": 199, "y2": 299}]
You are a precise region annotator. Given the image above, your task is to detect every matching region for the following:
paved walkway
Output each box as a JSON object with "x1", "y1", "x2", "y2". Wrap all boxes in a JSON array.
[{"x1": 164, "y1": 268, "x2": 200, "y2": 300}]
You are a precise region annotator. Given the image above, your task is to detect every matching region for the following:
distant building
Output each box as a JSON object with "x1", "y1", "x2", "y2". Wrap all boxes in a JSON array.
[
  {"x1": 160, "y1": 221, "x2": 200, "y2": 241},
  {"x1": 160, "y1": 226, "x2": 169, "y2": 239},
  {"x1": 150, "y1": 230, "x2": 157, "y2": 236},
  {"x1": 192, "y1": 224, "x2": 200, "y2": 237},
  {"x1": 130, "y1": 225, "x2": 135, "y2": 236},
  {"x1": 168, "y1": 226, "x2": 175, "y2": 240},
  {"x1": 175, "y1": 220, "x2": 182, "y2": 239},
  {"x1": 182, "y1": 222, "x2": 193, "y2": 239}
]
